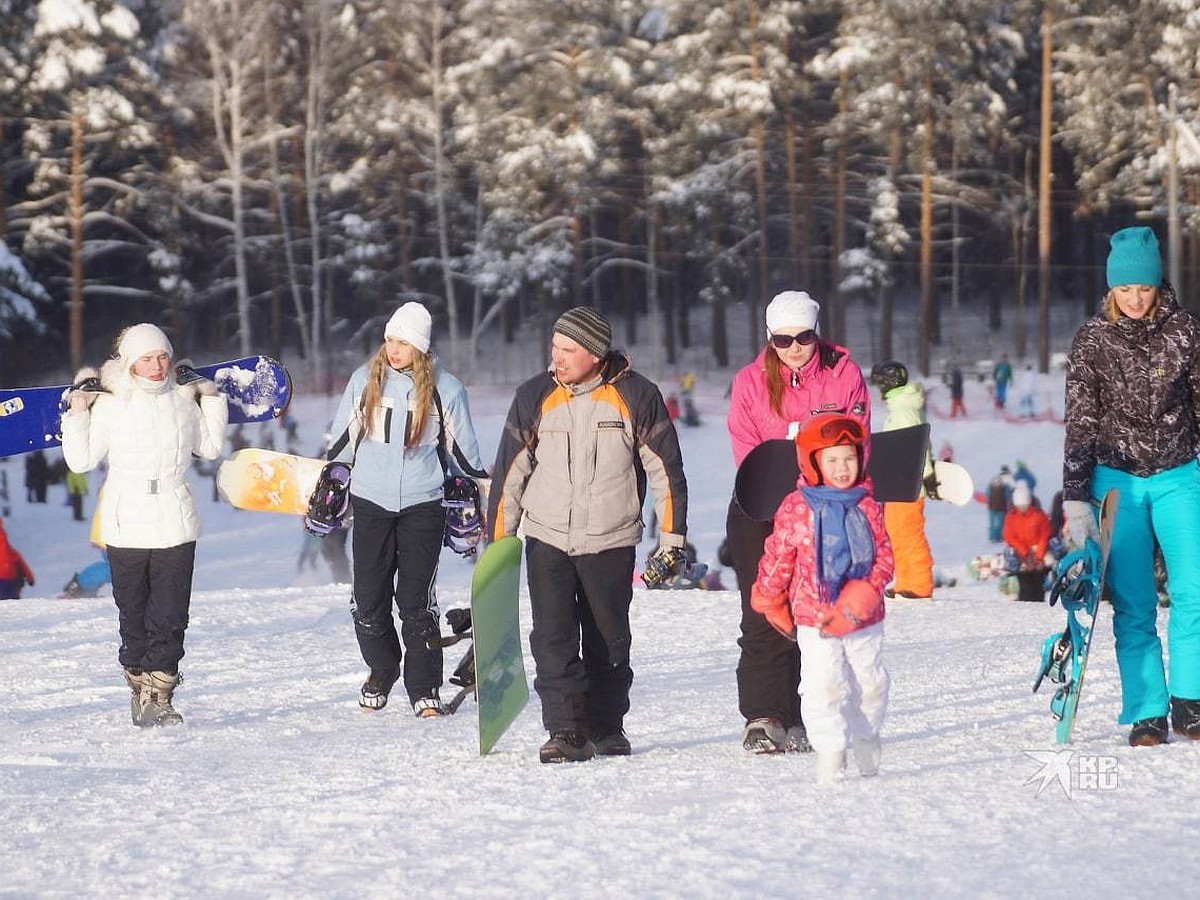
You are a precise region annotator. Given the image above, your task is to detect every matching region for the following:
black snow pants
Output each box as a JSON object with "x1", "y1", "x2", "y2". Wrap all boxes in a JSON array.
[
  {"x1": 108, "y1": 542, "x2": 196, "y2": 673},
  {"x1": 349, "y1": 495, "x2": 444, "y2": 703},
  {"x1": 525, "y1": 537, "x2": 636, "y2": 737},
  {"x1": 726, "y1": 496, "x2": 802, "y2": 729}
]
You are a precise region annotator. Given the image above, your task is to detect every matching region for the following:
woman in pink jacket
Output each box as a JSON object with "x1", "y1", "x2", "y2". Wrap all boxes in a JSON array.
[
  {"x1": 751, "y1": 414, "x2": 893, "y2": 782},
  {"x1": 726, "y1": 291, "x2": 871, "y2": 754}
]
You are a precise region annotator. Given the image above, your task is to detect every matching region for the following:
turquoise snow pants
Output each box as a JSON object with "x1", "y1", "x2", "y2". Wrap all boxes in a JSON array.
[{"x1": 1093, "y1": 463, "x2": 1200, "y2": 723}]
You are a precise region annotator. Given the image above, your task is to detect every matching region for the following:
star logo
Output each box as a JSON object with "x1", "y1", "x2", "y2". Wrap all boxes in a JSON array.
[{"x1": 1024, "y1": 749, "x2": 1074, "y2": 798}]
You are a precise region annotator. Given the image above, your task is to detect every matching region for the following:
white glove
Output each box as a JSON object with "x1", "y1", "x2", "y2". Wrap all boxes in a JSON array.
[{"x1": 1063, "y1": 499, "x2": 1100, "y2": 547}]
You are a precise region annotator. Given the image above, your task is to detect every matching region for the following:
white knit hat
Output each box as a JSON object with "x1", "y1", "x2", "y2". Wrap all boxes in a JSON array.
[
  {"x1": 765, "y1": 290, "x2": 820, "y2": 336},
  {"x1": 384, "y1": 302, "x2": 432, "y2": 354},
  {"x1": 117, "y1": 323, "x2": 174, "y2": 367},
  {"x1": 1012, "y1": 482, "x2": 1032, "y2": 508}
]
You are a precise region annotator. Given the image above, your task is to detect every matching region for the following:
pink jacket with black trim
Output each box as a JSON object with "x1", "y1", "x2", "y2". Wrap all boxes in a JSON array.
[
  {"x1": 727, "y1": 342, "x2": 871, "y2": 468},
  {"x1": 755, "y1": 483, "x2": 894, "y2": 631}
]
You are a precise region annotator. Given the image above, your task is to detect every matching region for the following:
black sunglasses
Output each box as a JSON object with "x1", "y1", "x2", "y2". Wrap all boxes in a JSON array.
[{"x1": 770, "y1": 330, "x2": 817, "y2": 349}]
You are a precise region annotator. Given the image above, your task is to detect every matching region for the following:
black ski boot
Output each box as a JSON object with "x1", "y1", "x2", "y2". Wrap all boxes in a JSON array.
[
  {"x1": 539, "y1": 730, "x2": 596, "y2": 763},
  {"x1": 1170, "y1": 698, "x2": 1200, "y2": 739},
  {"x1": 1128, "y1": 716, "x2": 1169, "y2": 747},
  {"x1": 592, "y1": 729, "x2": 632, "y2": 757},
  {"x1": 360, "y1": 665, "x2": 401, "y2": 711}
]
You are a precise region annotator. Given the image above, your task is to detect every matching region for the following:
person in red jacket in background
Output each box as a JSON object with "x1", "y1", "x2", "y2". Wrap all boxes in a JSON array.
[
  {"x1": 1003, "y1": 482, "x2": 1053, "y2": 603},
  {"x1": 0, "y1": 516, "x2": 36, "y2": 600}
]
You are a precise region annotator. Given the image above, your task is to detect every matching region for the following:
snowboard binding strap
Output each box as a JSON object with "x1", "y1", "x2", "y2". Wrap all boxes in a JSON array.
[{"x1": 304, "y1": 462, "x2": 352, "y2": 536}]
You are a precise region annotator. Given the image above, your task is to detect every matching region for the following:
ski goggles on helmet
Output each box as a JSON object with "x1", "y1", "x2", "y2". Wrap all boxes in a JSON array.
[
  {"x1": 815, "y1": 416, "x2": 865, "y2": 445},
  {"x1": 770, "y1": 330, "x2": 817, "y2": 349}
]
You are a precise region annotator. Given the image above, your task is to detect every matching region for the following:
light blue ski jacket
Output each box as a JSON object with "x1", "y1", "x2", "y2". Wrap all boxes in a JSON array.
[{"x1": 329, "y1": 362, "x2": 485, "y2": 512}]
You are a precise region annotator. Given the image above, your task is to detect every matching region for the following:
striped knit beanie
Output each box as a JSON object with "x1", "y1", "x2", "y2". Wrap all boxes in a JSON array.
[{"x1": 553, "y1": 307, "x2": 612, "y2": 359}]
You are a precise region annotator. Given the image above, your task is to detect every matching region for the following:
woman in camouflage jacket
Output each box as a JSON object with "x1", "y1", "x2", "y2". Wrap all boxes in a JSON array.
[{"x1": 1062, "y1": 226, "x2": 1200, "y2": 746}]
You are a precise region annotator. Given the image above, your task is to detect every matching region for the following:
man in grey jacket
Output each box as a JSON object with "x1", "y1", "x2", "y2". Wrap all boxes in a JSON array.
[{"x1": 489, "y1": 307, "x2": 689, "y2": 763}]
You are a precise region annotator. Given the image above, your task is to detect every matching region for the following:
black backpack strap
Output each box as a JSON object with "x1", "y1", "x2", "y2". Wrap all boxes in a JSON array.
[
  {"x1": 326, "y1": 394, "x2": 369, "y2": 463},
  {"x1": 432, "y1": 386, "x2": 488, "y2": 479},
  {"x1": 431, "y1": 388, "x2": 451, "y2": 477}
]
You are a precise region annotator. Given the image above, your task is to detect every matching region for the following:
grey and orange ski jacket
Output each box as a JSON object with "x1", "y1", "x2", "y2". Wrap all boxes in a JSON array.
[{"x1": 488, "y1": 352, "x2": 688, "y2": 556}]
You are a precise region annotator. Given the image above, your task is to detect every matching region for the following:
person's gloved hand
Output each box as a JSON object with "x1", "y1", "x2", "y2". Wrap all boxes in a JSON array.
[
  {"x1": 817, "y1": 579, "x2": 881, "y2": 637},
  {"x1": 642, "y1": 546, "x2": 688, "y2": 588},
  {"x1": 750, "y1": 584, "x2": 796, "y2": 641},
  {"x1": 176, "y1": 361, "x2": 221, "y2": 397},
  {"x1": 923, "y1": 471, "x2": 941, "y2": 501},
  {"x1": 64, "y1": 367, "x2": 103, "y2": 413},
  {"x1": 1042, "y1": 551, "x2": 1057, "y2": 569},
  {"x1": 1062, "y1": 499, "x2": 1100, "y2": 547}
]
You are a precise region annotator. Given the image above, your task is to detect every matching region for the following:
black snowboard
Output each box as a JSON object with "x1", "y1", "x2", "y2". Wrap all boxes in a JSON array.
[{"x1": 734, "y1": 423, "x2": 931, "y2": 522}]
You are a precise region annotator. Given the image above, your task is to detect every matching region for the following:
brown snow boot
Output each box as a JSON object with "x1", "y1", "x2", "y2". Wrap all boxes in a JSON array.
[{"x1": 137, "y1": 671, "x2": 184, "y2": 728}]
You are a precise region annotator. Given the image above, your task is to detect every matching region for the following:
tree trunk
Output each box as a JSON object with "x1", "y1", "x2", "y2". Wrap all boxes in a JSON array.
[
  {"x1": 1036, "y1": 7, "x2": 1053, "y2": 373},
  {"x1": 69, "y1": 112, "x2": 85, "y2": 372},
  {"x1": 305, "y1": 0, "x2": 327, "y2": 386},
  {"x1": 749, "y1": 0, "x2": 768, "y2": 355},
  {"x1": 646, "y1": 191, "x2": 663, "y2": 379},
  {"x1": 430, "y1": 4, "x2": 460, "y2": 369},
  {"x1": 785, "y1": 108, "x2": 802, "y2": 286},
  {"x1": 263, "y1": 58, "x2": 313, "y2": 361},
  {"x1": 830, "y1": 73, "x2": 849, "y2": 346},
  {"x1": 919, "y1": 95, "x2": 934, "y2": 377},
  {"x1": 752, "y1": 116, "x2": 768, "y2": 355}
]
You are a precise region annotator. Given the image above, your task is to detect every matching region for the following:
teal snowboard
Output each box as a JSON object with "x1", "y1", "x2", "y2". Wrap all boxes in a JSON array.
[
  {"x1": 471, "y1": 536, "x2": 529, "y2": 755},
  {"x1": 1033, "y1": 488, "x2": 1118, "y2": 744}
]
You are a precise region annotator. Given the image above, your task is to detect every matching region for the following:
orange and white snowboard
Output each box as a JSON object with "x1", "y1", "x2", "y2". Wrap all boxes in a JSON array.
[{"x1": 217, "y1": 448, "x2": 327, "y2": 515}]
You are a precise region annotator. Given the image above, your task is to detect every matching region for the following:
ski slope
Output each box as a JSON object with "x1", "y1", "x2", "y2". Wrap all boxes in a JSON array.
[{"x1": 0, "y1": 373, "x2": 1190, "y2": 896}]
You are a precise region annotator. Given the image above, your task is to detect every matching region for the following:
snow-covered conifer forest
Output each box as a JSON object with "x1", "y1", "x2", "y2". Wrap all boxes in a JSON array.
[{"x1": 1, "y1": 1, "x2": 1199, "y2": 382}]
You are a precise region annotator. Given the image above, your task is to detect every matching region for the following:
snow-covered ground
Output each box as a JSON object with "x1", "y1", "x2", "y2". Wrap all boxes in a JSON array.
[{"x1": 0, "y1": 372, "x2": 1190, "y2": 896}]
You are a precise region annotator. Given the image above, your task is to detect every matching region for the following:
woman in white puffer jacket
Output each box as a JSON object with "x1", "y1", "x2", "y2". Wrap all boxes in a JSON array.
[{"x1": 61, "y1": 323, "x2": 227, "y2": 728}]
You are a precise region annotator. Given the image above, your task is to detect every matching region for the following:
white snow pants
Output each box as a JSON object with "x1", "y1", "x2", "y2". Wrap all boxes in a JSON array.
[{"x1": 797, "y1": 622, "x2": 889, "y2": 754}]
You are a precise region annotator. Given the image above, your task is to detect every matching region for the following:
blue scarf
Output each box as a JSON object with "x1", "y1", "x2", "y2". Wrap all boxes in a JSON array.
[{"x1": 799, "y1": 484, "x2": 875, "y2": 605}]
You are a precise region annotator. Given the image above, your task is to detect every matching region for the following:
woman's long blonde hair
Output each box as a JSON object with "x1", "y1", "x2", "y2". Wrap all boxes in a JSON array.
[
  {"x1": 359, "y1": 344, "x2": 435, "y2": 449},
  {"x1": 1103, "y1": 285, "x2": 1161, "y2": 324}
]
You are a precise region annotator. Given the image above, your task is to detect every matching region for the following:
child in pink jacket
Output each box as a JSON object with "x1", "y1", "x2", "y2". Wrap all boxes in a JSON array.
[{"x1": 751, "y1": 414, "x2": 894, "y2": 783}]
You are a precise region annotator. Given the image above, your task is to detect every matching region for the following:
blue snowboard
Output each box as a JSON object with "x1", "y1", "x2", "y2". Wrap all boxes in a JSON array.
[
  {"x1": 1033, "y1": 489, "x2": 1118, "y2": 744},
  {"x1": 0, "y1": 355, "x2": 291, "y2": 457}
]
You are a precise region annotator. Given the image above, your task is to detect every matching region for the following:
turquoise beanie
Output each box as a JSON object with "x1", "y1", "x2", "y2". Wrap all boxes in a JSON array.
[{"x1": 1106, "y1": 226, "x2": 1162, "y2": 289}]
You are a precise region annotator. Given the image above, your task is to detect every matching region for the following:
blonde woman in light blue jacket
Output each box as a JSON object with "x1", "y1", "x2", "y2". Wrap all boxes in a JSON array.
[{"x1": 327, "y1": 302, "x2": 486, "y2": 717}]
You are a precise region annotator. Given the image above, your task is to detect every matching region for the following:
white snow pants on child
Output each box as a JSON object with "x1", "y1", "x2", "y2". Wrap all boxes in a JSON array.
[{"x1": 797, "y1": 622, "x2": 889, "y2": 754}]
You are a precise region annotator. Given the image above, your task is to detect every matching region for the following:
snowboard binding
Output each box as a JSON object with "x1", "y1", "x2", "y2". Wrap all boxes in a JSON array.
[
  {"x1": 303, "y1": 462, "x2": 352, "y2": 536},
  {"x1": 174, "y1": 362, "x2": 206, "y2": 386},
  {"x1": 1034, "y1": 540, "x2": 1104, "y2": 721},
  {"x1": 441, "y1": 476, "x2": 484, "y2": 558},
  {"x1": 642, "y1": 545, "x2": 706, "y2": 589},
  {"x1": 424, "y1": 608, "x2": 476, "y2": 714}
]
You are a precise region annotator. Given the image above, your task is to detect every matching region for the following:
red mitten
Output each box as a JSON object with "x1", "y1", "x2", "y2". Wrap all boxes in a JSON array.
[
  {"x1": 819, "y1": 579, "x2": 881, "y2": 638},
  {"x1": 750, "y1": 584, "x2": 796, "y2": 641}
]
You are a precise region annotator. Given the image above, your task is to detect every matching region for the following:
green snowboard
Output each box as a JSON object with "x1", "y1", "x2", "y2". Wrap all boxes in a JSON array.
[{"x1": 471, "y1": 536, "x2": 530, "y2": 755}]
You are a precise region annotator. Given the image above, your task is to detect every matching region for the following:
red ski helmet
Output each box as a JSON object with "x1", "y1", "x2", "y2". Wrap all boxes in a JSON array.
[{"x1": 795, "y1": 413, "x2": 866, "y2": 486}]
